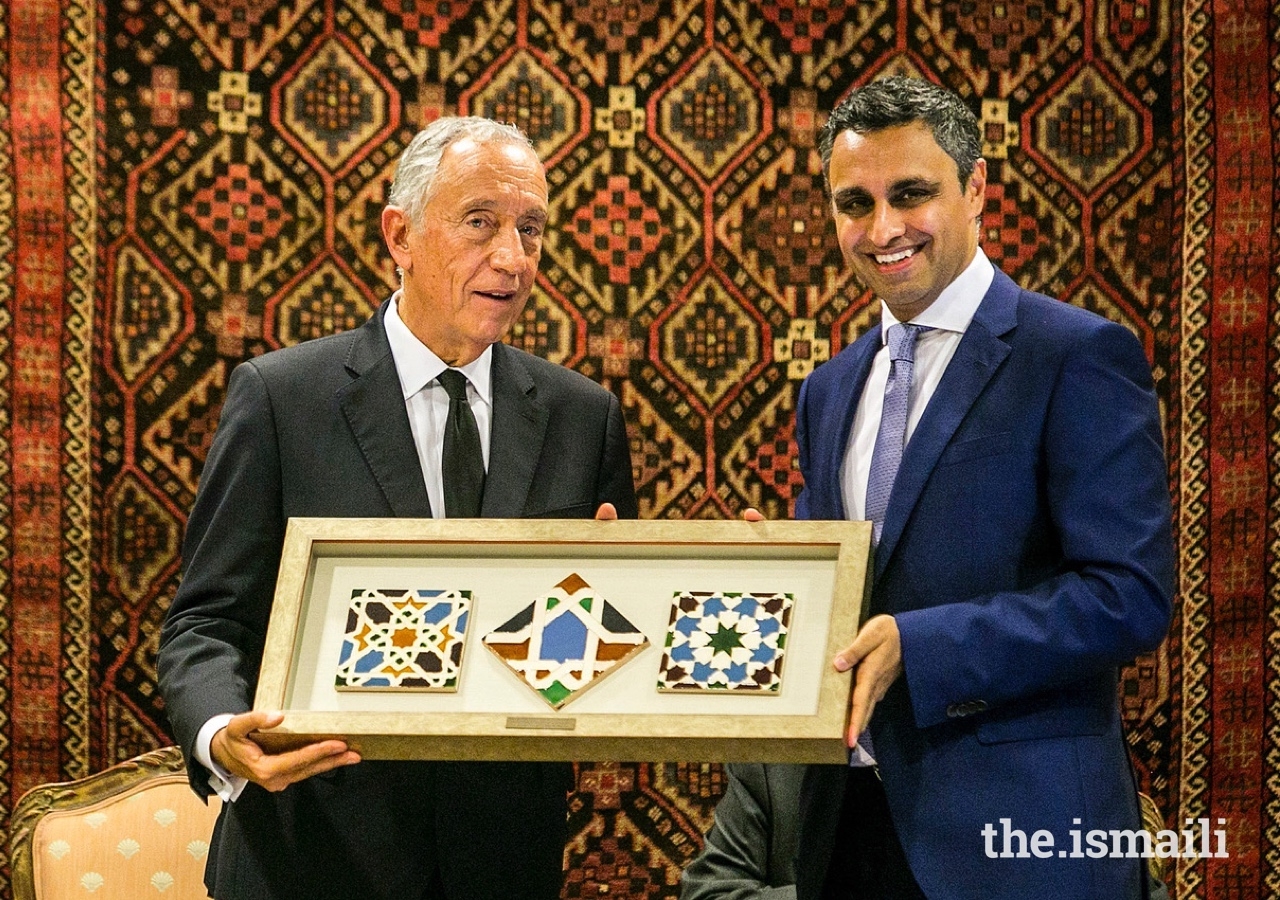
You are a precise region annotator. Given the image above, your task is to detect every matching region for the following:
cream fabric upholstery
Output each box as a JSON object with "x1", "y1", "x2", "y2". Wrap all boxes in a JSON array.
[{"x1": 9, "y1": 746, "x2": 220, "y2": 900}]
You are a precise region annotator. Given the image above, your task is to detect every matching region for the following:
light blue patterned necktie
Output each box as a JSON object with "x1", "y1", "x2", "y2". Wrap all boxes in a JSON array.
[
  {"x1": 864, "y1": 323, "x2": 928, "y2": 547},
  {"x1": 852, "y1": 322, "x2": 927, "y2": 767}
]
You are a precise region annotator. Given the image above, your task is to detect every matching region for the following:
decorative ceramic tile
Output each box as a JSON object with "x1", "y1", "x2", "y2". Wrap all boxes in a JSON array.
[
  {"x1": 482, "y1": 573, "x2": 649, "y2": 709},
  {"x1": 335, "y1": 588, "x2": 470, "y2": 691},
  {"x1": 657, "y1": 590, "x2": 793, "y2": 692}
]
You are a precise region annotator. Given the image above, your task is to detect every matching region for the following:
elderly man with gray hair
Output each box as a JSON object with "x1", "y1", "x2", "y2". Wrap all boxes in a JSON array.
[{"x1": 159, "y1": 117, "x2": 637, "y2": 900}]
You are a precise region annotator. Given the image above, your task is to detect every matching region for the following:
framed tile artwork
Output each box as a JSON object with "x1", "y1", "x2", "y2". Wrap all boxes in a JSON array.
[{"x1": 254, "y1": 517, "x2": 871, "y2": 764}]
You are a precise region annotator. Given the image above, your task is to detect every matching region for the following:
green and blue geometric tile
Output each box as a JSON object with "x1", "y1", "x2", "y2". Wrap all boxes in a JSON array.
[{"x1": 657, "y1": 590, "x2": 793, "y2": 692}]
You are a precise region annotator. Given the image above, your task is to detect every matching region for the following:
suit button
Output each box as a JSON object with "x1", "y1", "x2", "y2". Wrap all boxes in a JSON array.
[{"x1": 946, "y1": 704, "x2": 961, "y2": 718}]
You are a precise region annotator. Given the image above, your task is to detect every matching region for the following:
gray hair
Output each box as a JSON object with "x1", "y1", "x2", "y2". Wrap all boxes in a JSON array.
[
  {"x1": 818, "y1": 77, "x2": 982, "y2": 190},
  {"x1": 387, "y1": 117, "x2": 536, "y2": 228}
]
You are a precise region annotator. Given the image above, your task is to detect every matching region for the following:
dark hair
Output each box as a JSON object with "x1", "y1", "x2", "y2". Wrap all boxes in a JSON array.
[{"x1": 818, "y1": 77, "x2": 982, "y2": 189}]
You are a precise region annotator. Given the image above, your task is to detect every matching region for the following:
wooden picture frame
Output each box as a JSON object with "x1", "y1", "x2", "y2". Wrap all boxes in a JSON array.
[{"x1": 253, "y1": 517, "x2": 871, "y2": 763}]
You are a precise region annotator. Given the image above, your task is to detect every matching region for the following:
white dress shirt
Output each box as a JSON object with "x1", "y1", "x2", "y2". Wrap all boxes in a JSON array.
[
  {"x1": 195, "y1": 293, "x2": 492, "y2": 800},
  {"x1": 840, "y1": 250, "x2": 995, "y2": 521},
  {"x1": 384, "y1": 292, "x2": 494, "y2": 512},
  {"x1": 839, "y1": 249, "x2": 993, "y2": 767}
]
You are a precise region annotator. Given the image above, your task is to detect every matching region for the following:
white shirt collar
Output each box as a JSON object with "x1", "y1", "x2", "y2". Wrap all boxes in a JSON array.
[
  {"x1": 878, "y1": 248, "x2": 995, "y2": 340},
  {"x1": 385, "y1": 292, "x2": 493, "y2": 406}
]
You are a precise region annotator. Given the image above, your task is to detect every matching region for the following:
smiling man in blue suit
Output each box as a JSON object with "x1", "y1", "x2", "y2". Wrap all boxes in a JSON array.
[{"x1": 791, "y1": 77, "x2": 1175, "y2": 899}]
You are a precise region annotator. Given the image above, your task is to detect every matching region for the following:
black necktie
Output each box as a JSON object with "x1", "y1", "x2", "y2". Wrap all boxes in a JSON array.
[{"x1": 438, "y1": 369, "x2": 485, "y2": 518}]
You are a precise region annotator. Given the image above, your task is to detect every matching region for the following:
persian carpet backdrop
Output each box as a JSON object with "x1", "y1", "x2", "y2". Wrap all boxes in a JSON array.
[{"x1": 0, "y1": 0, "x2": 1277, "y2": 897}]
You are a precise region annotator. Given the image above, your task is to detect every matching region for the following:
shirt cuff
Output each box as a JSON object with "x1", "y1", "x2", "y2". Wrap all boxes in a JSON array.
[
  {"x1": 195, "y1": 713, "x2": 248, "y2": 802},
  {"x1": 847, "y1": 729, "x2": 878, "y2": 767}
]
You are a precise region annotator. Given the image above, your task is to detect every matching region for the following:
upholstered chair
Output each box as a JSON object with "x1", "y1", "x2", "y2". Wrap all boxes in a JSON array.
[{"x1": 9, "y1": 745, "x2": 220, "y2": 900}]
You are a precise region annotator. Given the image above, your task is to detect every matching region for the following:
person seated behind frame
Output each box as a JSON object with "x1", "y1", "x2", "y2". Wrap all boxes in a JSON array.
[
  {"x1": 681, "y1": 763, "x2": 803, "y2": 900},
  {"x1": 680, "y1": 763, "x2": 1173, "y2": 900}
]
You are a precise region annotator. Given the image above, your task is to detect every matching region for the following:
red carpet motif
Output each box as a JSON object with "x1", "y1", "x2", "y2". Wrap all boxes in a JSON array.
[{"x1": 0, "y1": 1, "x2": 1277, "y2": 897}]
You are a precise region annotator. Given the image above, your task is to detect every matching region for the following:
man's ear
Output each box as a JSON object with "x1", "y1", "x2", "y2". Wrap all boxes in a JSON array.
[
  {"x1": 382, "y1": 206, "x2": 413, "y2": 272},
  {"x1": 967, "y1": 158, "x2": 988, "y2": 212}
]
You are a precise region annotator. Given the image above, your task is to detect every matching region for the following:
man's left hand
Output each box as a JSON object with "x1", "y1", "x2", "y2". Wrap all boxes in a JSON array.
[{"x1": 833, "y1": 614, "x2": 904, "y2": 748}]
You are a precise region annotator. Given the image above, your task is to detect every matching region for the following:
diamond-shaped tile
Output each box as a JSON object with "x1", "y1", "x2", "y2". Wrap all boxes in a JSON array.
[{"x1": 482, "y1": 573, "x2": 648, "y2": 709}]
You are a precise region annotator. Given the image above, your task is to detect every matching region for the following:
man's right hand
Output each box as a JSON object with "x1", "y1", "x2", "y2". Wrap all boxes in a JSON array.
[{"x1": 210, "y1": 710, "x2": 361, "y2": 792}]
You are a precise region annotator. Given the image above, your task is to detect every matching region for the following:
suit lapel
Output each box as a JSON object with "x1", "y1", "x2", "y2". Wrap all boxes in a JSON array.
[
  {"x1": 874, "y1": 273, "x2": 1019, "y2": 576},
  {"x1": 481, "y1": 344, "x2": 548, "y2": 517},
  {"x1": 336, "y1": 305, "x2": 433, "y2": 518}
]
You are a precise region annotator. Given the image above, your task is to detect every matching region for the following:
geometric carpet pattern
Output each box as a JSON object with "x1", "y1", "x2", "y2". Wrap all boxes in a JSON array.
[{"x1": 0, "y1": 1, "x2": 1277, "y2": 897}]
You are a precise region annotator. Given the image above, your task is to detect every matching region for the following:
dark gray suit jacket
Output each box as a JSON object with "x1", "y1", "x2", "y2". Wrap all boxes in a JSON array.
[
  {"x1": 680, "y1": 763, "x2": 802, "y2": 900},
  {"x1": 680, "y1": 764, "x2": 1171, "y2": 900},
  {"x1": 158, "y1": 301, "x2": 637, "y2": 900}
]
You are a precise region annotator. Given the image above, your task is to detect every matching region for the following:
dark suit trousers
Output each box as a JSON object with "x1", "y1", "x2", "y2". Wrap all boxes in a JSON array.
[
  {"x1": 820, "y1": 767, "x2": 928, "y2": 900},
  {"x1": 209, "y1": 760, "x2": 570, "y2": 900}
]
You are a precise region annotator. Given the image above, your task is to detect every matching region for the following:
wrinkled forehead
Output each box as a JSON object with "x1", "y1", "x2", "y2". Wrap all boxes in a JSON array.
[{"x1": 438, "y1": 137, "x2": 548, "y2": 199}]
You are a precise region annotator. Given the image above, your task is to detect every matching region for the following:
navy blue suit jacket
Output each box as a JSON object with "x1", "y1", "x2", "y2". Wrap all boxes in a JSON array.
[{"x1": 793, "y1": 270, "x2": 1174, "y2": 898}]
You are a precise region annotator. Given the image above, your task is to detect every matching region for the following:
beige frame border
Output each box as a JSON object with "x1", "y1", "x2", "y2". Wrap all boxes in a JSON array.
[{"x1": 254, "y1": 517, "x2": 871, "y2": 763}]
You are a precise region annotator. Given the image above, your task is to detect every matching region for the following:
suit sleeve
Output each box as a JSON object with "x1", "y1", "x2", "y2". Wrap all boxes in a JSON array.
[
  {"x1": 157, "y1": 361, "x2": 285, "y2": 792},
  {"x1": 680, "y1": 765, "x2": 797, "y2": 900},
  {"x1": 896, "y1": 319, "x2": 1175, "y2": 729},
  {"x1": 793, "y1": 378, "x2": 814, "y2": 521},
  {"x1": 596, "y1": 389, "x2": 639, "y2": 519}
]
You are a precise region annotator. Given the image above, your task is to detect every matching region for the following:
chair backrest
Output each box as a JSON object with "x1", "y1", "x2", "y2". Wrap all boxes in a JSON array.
[
  {"x1": 1138, "y1": 790, "x2": 1167, "y2": 883},
  {"x1": 8, "y1": 745, "x2": 221, "y2": 900}
]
